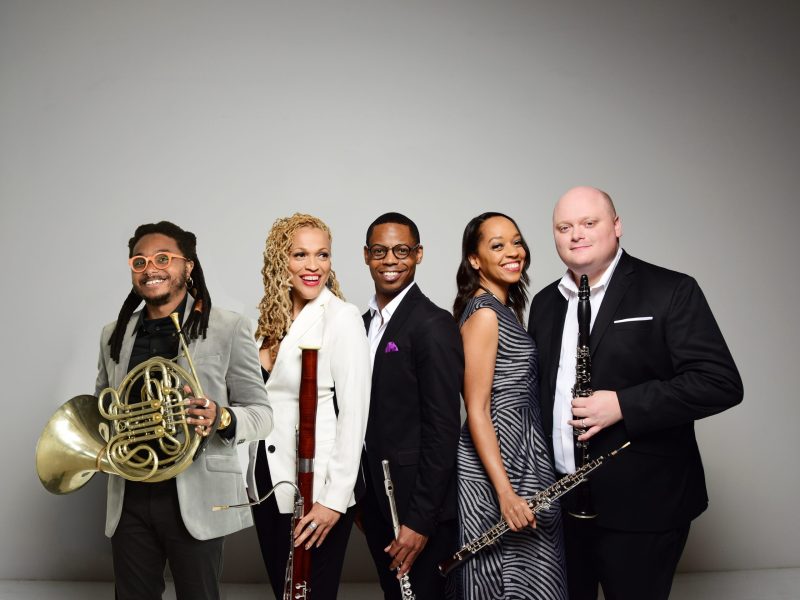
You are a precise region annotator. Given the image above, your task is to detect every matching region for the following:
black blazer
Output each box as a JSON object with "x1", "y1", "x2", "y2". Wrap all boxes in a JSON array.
[
  {"x1": 362, "y1": 284, "x2": 464, "y2": 537},
  {"x1": 528, "y1": 251, "x2": 743, "y2": 531}
]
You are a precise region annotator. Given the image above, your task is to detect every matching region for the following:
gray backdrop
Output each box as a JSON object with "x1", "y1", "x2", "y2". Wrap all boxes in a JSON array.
[{"x1": 1, "y1": 0, "x2": 797, "y2": 584}]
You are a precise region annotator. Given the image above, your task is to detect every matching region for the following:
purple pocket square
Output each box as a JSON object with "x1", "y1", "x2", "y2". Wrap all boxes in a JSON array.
[{"x1": 384, "y1": 341, "x2": 399, "y2": 353}]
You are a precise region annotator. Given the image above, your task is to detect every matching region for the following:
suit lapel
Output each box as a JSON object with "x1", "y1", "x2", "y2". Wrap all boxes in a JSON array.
[
  {"x1": 272, "y1": 288, "x2": 329, "y2": 376},
  {"x1": 590, "y1": 251, "x2": 635, "y2": 355},
  {"x1": 370, "y1": 284, "x2": 422, "y2": 389},
  {"x1": 362, "y1": 311, "x2": 370, "y2": 334},
  {"x1": 114, "y1": 311, "x2": 141, "y2": 387}
]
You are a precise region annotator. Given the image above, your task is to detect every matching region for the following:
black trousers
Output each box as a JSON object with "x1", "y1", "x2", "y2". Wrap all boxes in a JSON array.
[
  {"x1": 112, "y1": 479, "x2": 224, "y2": 600},
  {"x1": 252, "y1": 441, "x2": 356, "y2": 600},
  {"x1": 360, "y1": 471, "x2": 457, "y2": 600},
  {"x1": 563, "y1": 513, "x2": 690, "y2": 600}
]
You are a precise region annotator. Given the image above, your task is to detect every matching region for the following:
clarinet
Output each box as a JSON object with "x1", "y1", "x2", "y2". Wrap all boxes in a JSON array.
[
  {"x1": 437, "y1": 443, "x2": 630, "y2": 576},
  {"x1": 283, "y1": 347, "x2": 319, "y2": 600},
  {"x1": 382, "y1": 460, "x2": 417, "y2": 600},
  {"x1": 569, "y1": 274, "x2": 596, "y2": 519}
]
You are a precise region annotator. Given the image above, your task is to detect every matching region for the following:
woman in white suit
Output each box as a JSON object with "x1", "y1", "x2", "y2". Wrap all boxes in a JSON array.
[{"x1": 247, "y1": 213, "x2": 371, "y2": 599}]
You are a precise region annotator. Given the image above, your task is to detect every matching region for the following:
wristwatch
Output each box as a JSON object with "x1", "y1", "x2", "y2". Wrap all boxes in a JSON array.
[{"x1": 218, "y1": 407, "x2": 232, "y2": 431}]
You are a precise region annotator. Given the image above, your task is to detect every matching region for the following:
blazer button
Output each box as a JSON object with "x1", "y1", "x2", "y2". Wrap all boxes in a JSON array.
[{"x1": 267, "y1": 445, "x2": 276, "y2": 453}]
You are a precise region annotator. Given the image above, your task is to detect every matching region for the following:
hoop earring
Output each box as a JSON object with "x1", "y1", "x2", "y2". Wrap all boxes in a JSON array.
[{"x1": 187, "y1": 276, "x2": 195, "y2": 289}]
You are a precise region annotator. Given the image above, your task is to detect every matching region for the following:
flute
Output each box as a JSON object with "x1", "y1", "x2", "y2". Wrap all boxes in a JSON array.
[{"x1": 382, "y1": 460, "x2": 417, "y2": 600}]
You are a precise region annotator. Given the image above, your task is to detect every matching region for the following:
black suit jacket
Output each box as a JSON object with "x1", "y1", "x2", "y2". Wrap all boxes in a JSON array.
[
  {"x1": 362, "y1": 284, "x2": 464, "y2": 537},
  {"x1": 528, "y1": 251, "x2": 743, "y2": 531}
]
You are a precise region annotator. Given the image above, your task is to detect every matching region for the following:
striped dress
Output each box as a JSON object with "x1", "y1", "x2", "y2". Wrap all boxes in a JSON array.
[{"x1": 456, "y1": 294, "x2": 567, "y2": 600}]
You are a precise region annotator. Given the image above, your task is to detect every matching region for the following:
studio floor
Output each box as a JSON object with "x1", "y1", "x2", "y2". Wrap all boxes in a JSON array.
[{"x1": 0, "y1": 568, "x2": 798, "y2": 599}]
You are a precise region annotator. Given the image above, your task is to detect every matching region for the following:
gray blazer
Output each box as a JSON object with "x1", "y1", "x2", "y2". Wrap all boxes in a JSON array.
[{"x1": 95, "y1": 305, "x2": 273, "y2": 540}]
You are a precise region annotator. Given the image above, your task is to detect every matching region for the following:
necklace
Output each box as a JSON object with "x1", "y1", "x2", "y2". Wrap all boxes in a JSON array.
[{"x1": 478, "y1": 285, "x2": 508, "y2": 305}]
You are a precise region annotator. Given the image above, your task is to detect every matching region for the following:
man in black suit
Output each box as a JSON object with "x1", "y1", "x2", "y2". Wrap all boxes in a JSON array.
[
  {"x1": 528, "y1": 186, "x2": 743, "y2": 600},
  {"x1": 359, "y1": 212, "x2": 464, "y2": 599}
]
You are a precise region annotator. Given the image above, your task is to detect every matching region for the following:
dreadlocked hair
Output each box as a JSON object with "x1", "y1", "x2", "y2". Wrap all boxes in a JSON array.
[
  {"x1": 108, "y1": 221, "x2": 213, "y2": 363},
  {"x1": 256, "y1": 214, "x2": 344, "y2": 356}
]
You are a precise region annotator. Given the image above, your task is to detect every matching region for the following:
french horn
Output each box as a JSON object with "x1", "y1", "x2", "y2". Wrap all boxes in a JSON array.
[{"x1": 36, "y1": 313, "x2": 207, "y2": 494}]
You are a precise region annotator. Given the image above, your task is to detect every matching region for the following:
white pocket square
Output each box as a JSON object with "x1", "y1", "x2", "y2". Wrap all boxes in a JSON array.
[{"x1": 614, "y1": 316, "x2": 653, "y2": 323}]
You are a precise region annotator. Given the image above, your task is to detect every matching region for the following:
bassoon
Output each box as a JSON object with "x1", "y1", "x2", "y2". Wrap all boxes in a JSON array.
[
  {"x1": 283, "y1": 346, "x2": 319, "y2": 599},
  {"x1": 569, "y1": 274, "x2": 596, "y2": 519}
]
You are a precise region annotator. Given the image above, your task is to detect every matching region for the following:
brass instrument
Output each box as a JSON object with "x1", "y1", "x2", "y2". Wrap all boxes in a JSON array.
[
  {"x1": 36, "y1": 312, "x2": 207, "y2": 494},
  {"x1": 382, "y1": 460, "x2": 416, "y2": 600},
  {"x1": 438, "y1": 443, "x2": 630, "y2": 576},
  {"x1": 569, "y1": 274, "x2": 596, "y2": 518}
]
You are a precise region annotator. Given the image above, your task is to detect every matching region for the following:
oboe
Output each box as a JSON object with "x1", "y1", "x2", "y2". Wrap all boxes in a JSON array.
[
  {"x1": 382, "y1": 460, "x2": 417, "y2": 600},
  {"x1": 569, "y1": 273, "x2": 596, "y2": 519},
  {"x1": 437, "y1": 443, "x2": 630, "y2": 576}
]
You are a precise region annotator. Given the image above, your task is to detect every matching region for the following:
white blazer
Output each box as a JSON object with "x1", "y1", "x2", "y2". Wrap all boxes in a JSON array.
[{"x1": 247, "y1": 287, "x2": 371, "y2": 513}]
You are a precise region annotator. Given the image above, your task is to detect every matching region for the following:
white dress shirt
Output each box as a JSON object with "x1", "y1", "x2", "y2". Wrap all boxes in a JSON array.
[
  {"x1": 367, "y1": 281, "x2": 417, "y2": 365},
  {"x1": 553, "y1": 247, "x2": 623, "y2": 473}
]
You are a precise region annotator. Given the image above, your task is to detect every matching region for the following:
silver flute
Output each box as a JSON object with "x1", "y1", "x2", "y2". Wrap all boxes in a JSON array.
[
  {"x1": 382, "y1": 459, "x2": 417, "y2": 600},
  {"x1": 438, "y1": 442, "x2": 630, "y2": 576}
]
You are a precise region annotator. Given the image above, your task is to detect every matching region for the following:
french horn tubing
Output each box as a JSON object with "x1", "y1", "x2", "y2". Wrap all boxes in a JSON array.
[{"x1": 36, "y1": 312, "x2": 207, "y2": 494}]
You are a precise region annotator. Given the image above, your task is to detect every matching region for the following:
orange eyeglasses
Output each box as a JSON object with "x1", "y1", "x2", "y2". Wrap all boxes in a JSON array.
[{"x1": 128, "y1": 252, "x2": 188, "y2": 273}]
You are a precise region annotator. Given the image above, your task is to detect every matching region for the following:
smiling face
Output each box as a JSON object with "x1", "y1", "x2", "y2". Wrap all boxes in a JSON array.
[
  {"x1": 288, "y1": 226, "x2": 332, "y2": 317},
  {"x1": 364, "y1": 222, "x2": 423, "y2": 309},
  {"x1": 130, "y1": 233, "x2": 193, "y2": 318},
  {"x1": 469, "y1": 216, "x2": 526, "y2": 299},
  {"x1": 553, "y1": 186, "x2": 622, "y2": 285}
]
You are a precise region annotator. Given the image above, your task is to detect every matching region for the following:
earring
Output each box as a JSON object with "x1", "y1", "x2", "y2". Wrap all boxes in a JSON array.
[{"x1": 187, "y1": 275, "x2": 195, "y2": 289}]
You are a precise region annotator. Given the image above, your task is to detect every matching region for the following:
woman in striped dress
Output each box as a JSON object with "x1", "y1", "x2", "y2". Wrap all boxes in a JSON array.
[{"x1": 453, "y1": 212, "x2": 567, "y2": 600}]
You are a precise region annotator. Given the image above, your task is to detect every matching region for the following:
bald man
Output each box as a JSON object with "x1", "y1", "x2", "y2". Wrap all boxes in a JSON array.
[{"x1": 528, "y1": 187, "x2": 742, "y2": 600}]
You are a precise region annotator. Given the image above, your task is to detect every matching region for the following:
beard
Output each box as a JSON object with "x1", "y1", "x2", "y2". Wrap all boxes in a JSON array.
[{"x1": 137, "y1": 271, "x2": 188, "y2": 307}]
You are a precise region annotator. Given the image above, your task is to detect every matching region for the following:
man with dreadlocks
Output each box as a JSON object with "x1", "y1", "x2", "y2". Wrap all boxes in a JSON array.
[{"x1": 95, "y1": 221, "x2": 273, "y2": 600}]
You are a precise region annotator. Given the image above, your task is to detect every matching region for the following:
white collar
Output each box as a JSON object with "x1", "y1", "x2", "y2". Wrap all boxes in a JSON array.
[
  {"x1": 558, "y1": 247, "x2": 623, "y2": 298},
  {"x1": 368, "y1": 281, "x2": 417, "y2": 319}
]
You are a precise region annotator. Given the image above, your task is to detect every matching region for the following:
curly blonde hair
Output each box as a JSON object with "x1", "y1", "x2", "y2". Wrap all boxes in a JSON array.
[{"x1": 256, "y1": 213, "x2": 344, "y2": 354}]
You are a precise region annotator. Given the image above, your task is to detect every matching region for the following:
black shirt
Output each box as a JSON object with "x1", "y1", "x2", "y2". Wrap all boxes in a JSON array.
[{"x1": 126, "y1": 295, "x2": 236, "y2": 439}]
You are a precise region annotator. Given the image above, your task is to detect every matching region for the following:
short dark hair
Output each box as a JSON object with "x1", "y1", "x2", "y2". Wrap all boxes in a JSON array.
[
  {"x1": 365, "y1": 212, "x2": 420, "y2": 246},
  {"x1": 108, "y1": 221, "x2": 212, "y2": 362}
]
